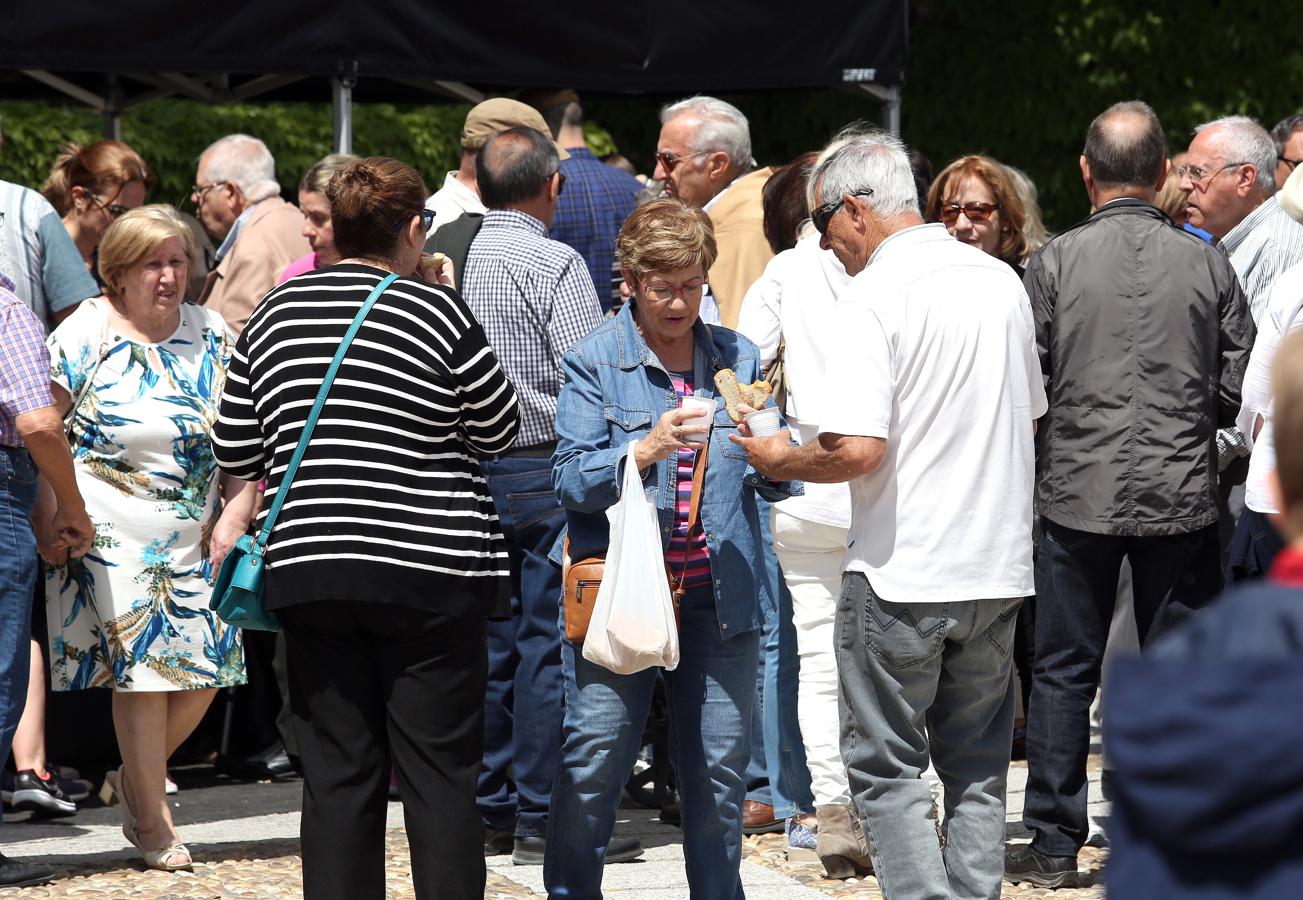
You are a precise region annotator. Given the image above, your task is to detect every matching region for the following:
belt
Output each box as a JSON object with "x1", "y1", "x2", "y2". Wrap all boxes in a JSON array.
[{"x1": 498, "y1": 441, "x2": 557, "y2": 459}]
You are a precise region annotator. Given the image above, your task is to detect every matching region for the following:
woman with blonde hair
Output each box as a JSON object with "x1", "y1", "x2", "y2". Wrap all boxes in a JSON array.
[
  {"x1": 926, "y1": 154, "x2": 1029, "y2": 272},
  {"x1": 42, "y1": 204, "x2": 254, "y2": 871},
  {"x1": 41, "y1": 140, "x2": 153, "y2": 277}
]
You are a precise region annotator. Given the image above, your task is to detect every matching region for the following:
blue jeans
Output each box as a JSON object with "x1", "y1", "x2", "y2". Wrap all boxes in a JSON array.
[
  {"x1": 837, "y1": 572, "x2": 1021, "y2": 900},
  {"x1": 544, "y1": 585, "x2": 759, "y2": 899},
  {"x1": 744, "y1": 497, "x2": 813, "y2": 818},
  {"x1": 1, "y1": 447, "x2": 39, "y2": 827},
  {"x1": 1025, "y1": 519, "x2": 1219, "y2": 857},
  {"x1": 479, "y1": 455, "x2": 567, "y2": 839}
]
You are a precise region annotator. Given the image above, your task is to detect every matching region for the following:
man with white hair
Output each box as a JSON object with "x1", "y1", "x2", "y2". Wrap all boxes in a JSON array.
[
  {"x1": 1181, "y1": 116, "x2": 1303, "y2": 321},
  {"x1": 194, "y1": 134, "x2": 309, "y2": 334},
  {"x1": 653, "y1": 96, "x2": 773, "y2": 328},
  {"x1": 733, "y1": 129, "x2": 1046, "y2": 900}
]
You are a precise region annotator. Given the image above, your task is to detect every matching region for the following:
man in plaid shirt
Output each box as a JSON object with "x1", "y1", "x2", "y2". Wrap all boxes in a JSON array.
[
  {"x1": 528, "y1": 91, "x2": 645, "y2": 314},
  {"x1": 460, "y1": 127, "x2": 638, "y2": 866},
  {"x1": 0, "y1": 286, "x2": 94, "y2": 887}
]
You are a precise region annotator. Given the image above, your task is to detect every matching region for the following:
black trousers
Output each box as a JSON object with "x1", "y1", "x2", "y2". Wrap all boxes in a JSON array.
[
  {"x1": 1024, "y1": 520, "x2": 1220, "y2": 857},
  {"x1": 280, "y1": 601, "x2": 488, "y2": 900}
]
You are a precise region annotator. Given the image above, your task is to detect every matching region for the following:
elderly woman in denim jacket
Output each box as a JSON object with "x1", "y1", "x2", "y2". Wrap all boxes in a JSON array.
[{"x1": 543, "y1": 198, "x2": 798, "y2": 899}]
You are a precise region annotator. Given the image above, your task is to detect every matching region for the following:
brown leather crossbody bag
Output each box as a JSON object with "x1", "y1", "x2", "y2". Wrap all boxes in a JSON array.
[{"x1": 562, "y1": 441, "x2": 708, "y2": 642}]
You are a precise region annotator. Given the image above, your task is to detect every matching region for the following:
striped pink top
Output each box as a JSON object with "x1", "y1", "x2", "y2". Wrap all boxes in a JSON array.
[{"x1": 666, "y1": 372, "x2": 712, "y2": 589}]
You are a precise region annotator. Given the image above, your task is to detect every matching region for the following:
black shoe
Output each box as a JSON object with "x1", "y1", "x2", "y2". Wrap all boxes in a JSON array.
[
  {"x1": 1005, "y1": 844, "x2": 1078, "y2": 889},
  {"x1": 484, "y1": 825, "x2": 514, "y2": 856},
  {"x1": 217, "y1": 744, "x2": 298, "y2": 780},
  {"x1": 8, "y1": 770, "x2": 77, "y2": 817},
  {"x1": 511, "y1": 834, "x2": 644, "y2": 866},
  {"x1": 0, "y1": 852, "x2": 55, "y2": 887}
]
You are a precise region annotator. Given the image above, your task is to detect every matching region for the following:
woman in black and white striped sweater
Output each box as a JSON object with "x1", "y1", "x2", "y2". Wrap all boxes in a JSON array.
[{"x1": 213, "y1": 156, "x2": 519, "y2": 900}]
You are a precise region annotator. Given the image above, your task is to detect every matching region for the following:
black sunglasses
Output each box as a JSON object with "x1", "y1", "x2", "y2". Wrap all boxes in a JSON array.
[{"x1": 812, "y1": 189, "x2": 875, "y2": 235}]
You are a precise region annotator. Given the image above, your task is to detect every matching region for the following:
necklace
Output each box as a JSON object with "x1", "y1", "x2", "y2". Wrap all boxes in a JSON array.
[{"x1": 337, "y1": 257, "x2": 400, "y2": 274}]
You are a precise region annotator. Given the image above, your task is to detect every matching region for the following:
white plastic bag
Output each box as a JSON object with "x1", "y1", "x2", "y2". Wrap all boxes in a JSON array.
[{"x1": 582, "y1": 440, "x2": 681, "y2": 674}]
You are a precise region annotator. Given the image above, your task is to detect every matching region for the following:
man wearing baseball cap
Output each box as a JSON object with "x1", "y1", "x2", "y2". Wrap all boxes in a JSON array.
[{"x1": 424, "y1": 98, "x2": 569, "y2": 238}]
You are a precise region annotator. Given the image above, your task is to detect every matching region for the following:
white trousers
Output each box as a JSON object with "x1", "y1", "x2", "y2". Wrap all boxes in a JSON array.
[{"x1": 771, "y1": 508, "x2": 851, "y2": 807}]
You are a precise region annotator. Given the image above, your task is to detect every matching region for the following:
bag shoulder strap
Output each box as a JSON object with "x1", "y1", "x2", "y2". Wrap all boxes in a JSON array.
[
  {"x1": 671, "y1": 440, "x2": 709, "y2": 597},
  {"x1": 254, "y1": 272, "x2": 400, "y2": 550}
]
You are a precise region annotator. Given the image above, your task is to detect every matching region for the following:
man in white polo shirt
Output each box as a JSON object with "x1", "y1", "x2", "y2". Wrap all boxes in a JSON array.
[{"x1": 733, "y1": 129, "x2": 1046, "y2": 900}]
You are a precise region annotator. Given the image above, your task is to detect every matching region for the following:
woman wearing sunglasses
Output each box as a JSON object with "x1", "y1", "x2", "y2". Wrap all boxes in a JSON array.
[
  {"x1": 925, "y1": 155, "x2": 1030, "y2": 273},
  {"x1": 41, "y1": 140, "x2": 153, "y2": 285}
]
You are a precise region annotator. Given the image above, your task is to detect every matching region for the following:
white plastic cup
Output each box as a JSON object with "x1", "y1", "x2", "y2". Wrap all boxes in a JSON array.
[
  {"x1": 679, "y1": 396, "x2": 717, "y2": 446},
  {"x1": 744, "y1": 406, "x2": 782, "y2": 437}
]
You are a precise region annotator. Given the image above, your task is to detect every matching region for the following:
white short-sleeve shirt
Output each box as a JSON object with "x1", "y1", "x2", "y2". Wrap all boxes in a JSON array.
[{"x1": 817, "y1": 223, "x2": 1047, "y2": 603}]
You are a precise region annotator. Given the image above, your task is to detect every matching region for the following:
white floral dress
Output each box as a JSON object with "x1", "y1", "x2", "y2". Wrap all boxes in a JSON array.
[{"x1": 45, "y1": 300, "x2": 247, "y2": 692}]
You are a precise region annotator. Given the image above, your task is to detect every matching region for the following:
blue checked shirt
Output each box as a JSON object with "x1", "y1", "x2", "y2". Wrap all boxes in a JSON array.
[
  {"x1": 552, "y1": 148, "x2": 645, "y2": 313},
  {"x1": 0, "y1": 286, "x2": 55, "y2": 447},
  {"x1": 464, "y1": 209, "x2": 603, "y2": 448}
]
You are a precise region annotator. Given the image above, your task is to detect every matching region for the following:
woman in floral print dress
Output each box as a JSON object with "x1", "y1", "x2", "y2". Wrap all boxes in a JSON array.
[{"x1": 40, "y1": 205, "x2": 254, "y2": 870}]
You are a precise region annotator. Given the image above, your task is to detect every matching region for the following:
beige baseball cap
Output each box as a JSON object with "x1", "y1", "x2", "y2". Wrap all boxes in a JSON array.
[{"x1": 461, "y1": 98, "x2": 570, "y2": 160}]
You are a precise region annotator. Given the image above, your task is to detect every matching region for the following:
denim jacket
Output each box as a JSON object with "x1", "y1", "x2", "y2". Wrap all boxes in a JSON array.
[{"x1": 550, "y1": 301, "x2": 801, "y2": 639}]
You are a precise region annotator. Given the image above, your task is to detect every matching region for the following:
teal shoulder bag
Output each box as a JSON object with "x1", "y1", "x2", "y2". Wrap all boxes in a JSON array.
[{"x1": 210, "y1": 272, "x2": 400, "y2": 631}]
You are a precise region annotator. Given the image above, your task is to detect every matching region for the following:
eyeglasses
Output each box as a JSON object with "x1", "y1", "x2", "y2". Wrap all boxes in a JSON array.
[
  {"x1": 1177, "y1": 162, "x2": 1245, "y2": 190},
  {"x1": 1280, "y1": 155, "x2": 1303, "y2": 174},
  {"x1": 552, "y1": 171, "x2": 567, "y2": 195},
  {"x1": 91, "y1": 194, "x2": 131, "y2": 219},
  {"x1": 643, "y1": 279, "x2": 708, "y2": 302},
  {"x1": 189, "y1": 180, "x2": 227, "y2": 206},
  {"x1": 419, "y1": 208, "x2": 436, "y2": 231},
  {"x1": 655, "y1": 150, "x2": 710, "y2": 173},
  {"x1": 811, "y1": 189, "x2": 875, "y2": 235},
  {"x1": 938, "y1": 201, "x2": 1000, "y2": 225}
]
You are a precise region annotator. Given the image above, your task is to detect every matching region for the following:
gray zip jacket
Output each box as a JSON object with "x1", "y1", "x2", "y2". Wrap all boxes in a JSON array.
[{"x1": 1026, "y1": 199, "x2": 1255, "y2": 536}]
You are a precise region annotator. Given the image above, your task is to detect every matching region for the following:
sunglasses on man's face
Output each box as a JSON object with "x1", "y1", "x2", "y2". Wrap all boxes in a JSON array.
[
  {"x1": 811, "y1": 189, "x2": 875, "y2": 235},
  {"x1": 938, "y1": 201, "x2": 999, "y2": 225}
]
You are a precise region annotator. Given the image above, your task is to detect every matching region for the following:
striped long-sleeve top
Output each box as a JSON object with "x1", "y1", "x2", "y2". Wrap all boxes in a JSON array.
[{"x1": 212, "y1": 264, "x2": 520, "y2": 617}]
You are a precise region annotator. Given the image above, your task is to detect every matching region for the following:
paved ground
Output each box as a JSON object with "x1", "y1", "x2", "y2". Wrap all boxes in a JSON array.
[{"x1": 0, "y1": 759, "x2": 1107, "y2": 898}]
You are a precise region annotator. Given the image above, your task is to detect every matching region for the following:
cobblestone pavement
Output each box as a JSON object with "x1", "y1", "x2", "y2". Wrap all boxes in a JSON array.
[
  {"x1": 0, "y1": 759, "x2": 1108, "y2": 898},
  {"x1": 0, "y1": 831, "x2": 535, "y2": 899}
]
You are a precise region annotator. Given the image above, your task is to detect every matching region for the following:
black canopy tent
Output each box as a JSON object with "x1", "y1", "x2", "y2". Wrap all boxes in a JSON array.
[{"x1": 1, "y1": 1, "x2": 907, "y2": 149}]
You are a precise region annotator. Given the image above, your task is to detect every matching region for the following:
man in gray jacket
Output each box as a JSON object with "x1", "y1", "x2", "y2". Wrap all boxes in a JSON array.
[{"x1": 1006, "y1": 101, "x2": 1255, "y2": 889}]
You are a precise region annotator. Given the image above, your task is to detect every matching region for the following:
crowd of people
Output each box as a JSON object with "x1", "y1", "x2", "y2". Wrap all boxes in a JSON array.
[{"x1": 2, "y1": 90, "x2": 1303, "y2": 900}]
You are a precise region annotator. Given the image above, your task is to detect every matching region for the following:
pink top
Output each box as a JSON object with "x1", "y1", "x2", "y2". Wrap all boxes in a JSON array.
[
  {"x1": 278, "y1": 253, "x2": 319, "y2": 284},
  {"x1": 666, "y1": 372, "x2": 711, "y2": 589}
]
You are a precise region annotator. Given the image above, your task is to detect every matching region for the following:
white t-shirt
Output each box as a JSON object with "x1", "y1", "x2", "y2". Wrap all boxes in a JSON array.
[
  {"x1": 425, "y1": 172, "x2": 486, "y2": 237},
  {"x1": 738, "y1": 235, "x2": 852, "y2": 529},
  {"x1": 817, "y1": 223, "x2": 1047, "y2": 603},
  {"x1": 1238, "y1": 262, "x2": 1303, "y2": 514}
]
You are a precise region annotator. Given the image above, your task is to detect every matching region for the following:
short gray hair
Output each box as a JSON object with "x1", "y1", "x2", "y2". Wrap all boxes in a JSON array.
[
  {"x1": 806, "y1": 127, "x2": 920, "y2": 219},
  {"x1": 1195, "y1": 115, "x2": 1277, "y2": 194},
  {"x1": 660, "y1": 96, "x2": 753, "y2": 169},
  {"x1": 201, "y1": 134, "x2": 281, "y2": 202}
]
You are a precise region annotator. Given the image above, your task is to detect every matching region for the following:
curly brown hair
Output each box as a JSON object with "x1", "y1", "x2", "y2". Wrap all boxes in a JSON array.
[{"x1": 925, "y1": 155, "x2": 1029, "y2": 267}]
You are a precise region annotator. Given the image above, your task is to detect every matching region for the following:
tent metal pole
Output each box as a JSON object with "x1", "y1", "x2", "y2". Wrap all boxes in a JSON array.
[
  {"x1": 103, "y1": 74, "x2": 123, "y2": 140},
  {"x1": 854, "y1": 83, "x2": 902, "y2": 135},
  {"x1": 332, "y1": 75, "x2": 354, "y2": 154}
]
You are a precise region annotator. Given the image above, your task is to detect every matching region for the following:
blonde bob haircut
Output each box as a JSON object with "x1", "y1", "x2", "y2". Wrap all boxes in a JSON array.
[
  {"x1": 616, "y1": 198, "x2": 718, "y2": 289},
  {"x1": 98, "y1": 204, "x2": 198, "y2": 298}
]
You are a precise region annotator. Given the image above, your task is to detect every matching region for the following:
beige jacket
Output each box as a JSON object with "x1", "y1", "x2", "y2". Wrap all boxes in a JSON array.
[
  {"x1": 200, "y1": 197, "x2": 309, "y2": 334},
  {"x1": 707, "y1": 167, "x2": 775, "y2": 329}
]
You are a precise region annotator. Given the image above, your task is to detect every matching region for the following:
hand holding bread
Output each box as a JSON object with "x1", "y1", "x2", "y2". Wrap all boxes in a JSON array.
[{"x1": 714, "y1": 368, "x2": 773, "y2": 423}]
